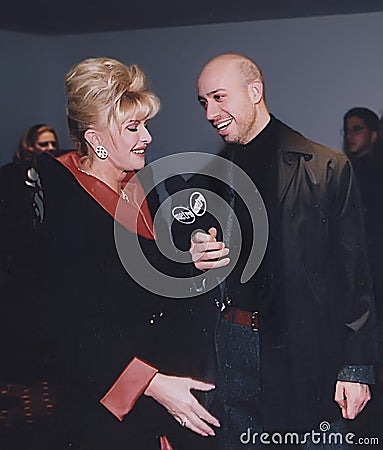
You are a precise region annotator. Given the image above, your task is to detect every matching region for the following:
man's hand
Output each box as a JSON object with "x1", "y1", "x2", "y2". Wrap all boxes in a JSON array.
[
  {"x1": 189, "y1": 227, "x2": 230, "y2": 271},
  {"x1": 144, "y1": 373, "x2": 220, "y2": 436},
  {"x1": 334, "y1": 381, "x2": 371, "y2": 419}
]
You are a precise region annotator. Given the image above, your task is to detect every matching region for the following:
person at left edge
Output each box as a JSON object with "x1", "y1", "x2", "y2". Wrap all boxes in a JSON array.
[
  {"x1": 0, "y1": 123, "x2": 60, "y2": 282},
  {"x1": 17, "y1": 58, "x2": 219, "y2": 450},
  {"x1": 0, "y1": 124, "x2": 60, "y2": 415}
]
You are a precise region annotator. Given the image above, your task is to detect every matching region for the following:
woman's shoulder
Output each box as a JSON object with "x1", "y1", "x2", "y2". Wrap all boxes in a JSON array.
[{"x1": 36, "y1": 152, "x2": 72, "y2": 180}]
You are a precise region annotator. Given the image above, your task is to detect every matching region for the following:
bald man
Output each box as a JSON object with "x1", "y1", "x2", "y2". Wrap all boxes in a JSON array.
[{"x1": 179, "y1": 54, "x2": 377, "y2": 449}]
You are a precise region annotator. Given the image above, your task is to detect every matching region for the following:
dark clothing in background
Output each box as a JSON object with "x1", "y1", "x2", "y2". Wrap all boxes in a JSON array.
[
  {"x1": 0, "y1": 160, "x2": 45, "y2": 381},
  {"x1": 346, "y1": 148, "x2": 383, "y2": 441},
  {"x1": 349, "y1": 149, "x2": 383, "y2": 321}
]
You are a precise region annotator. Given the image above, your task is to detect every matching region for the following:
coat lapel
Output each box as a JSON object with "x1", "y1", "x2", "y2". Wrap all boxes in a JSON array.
[{"x1": 57, "y1": 152, "x2": 155, "y2": 240}]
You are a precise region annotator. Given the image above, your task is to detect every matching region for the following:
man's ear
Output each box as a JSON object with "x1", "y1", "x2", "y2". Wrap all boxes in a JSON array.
[
  {"x1": 248, "y1": 79, "x2": 263, "y2": 104},
  {"x1": 84, "y1": 129, "x2": 101, "y2": 150},
  {"x1": 371, "y1": 130, "x2": 378, "y2": 145}
]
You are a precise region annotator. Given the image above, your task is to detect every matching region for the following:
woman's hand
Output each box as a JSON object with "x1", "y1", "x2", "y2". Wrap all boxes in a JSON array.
[
  {"x1": 189, "y1": 227, "x2": 230, "y2": 271},
  {"x1": 144, "y1": 373, "x2": 220, "y2": 436}
]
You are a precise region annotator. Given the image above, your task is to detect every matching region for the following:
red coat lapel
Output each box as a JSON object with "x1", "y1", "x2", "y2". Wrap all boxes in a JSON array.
[{"x1": 57, "y1": 152, "x2": 155, "y2": 240}]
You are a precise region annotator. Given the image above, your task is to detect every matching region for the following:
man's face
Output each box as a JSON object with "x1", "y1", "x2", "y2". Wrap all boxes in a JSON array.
[
  {"x1": 197, "y1": 61, "x2": 258, "y2": 145},
  {"x1": 344, "y1": 116, "x2": 377, "y2": 159}
]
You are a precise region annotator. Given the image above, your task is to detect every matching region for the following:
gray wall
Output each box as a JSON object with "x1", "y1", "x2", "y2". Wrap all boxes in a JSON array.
[{"x1": 1, "y1": 11, "x2": 382, "y2": 166}]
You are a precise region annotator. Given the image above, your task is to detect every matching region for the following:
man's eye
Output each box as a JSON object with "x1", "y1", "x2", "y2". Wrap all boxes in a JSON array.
[
  {"x1": 214, "y1": 95, "x2": 223, "y2": 101},
  {"x1": 127, "y1": 126, "x2": 138, "y2": 132},
  {"x1": 199, "y1": 100, "x2": 207, "y2": 109}
]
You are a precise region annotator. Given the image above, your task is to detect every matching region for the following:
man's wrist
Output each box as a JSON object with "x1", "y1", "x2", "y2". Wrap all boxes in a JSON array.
[{"x1": 337, "y1": 365, "x2": 375, "y2": 385}]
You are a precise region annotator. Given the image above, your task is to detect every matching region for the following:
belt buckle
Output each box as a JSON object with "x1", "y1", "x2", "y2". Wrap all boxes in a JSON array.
[{"x1": 251, "y1": 311, "x2": 259, "y2": 331}]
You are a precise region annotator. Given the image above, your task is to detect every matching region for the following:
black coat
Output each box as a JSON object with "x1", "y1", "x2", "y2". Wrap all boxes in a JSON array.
[
  {"x1": 170, "y1": 118, "x2": 378, "y2": 431},
  {"x1": 1, "y1": 153, "x2": 218, "y2": 449}
]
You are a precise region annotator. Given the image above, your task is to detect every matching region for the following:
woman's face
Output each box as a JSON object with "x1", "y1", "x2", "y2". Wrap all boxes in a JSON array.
[
  {"x1": 102, "y1": 117, "x2": 153, "y2": 172},
  {"x1": 33, "y1": 131, "x2": 58, "y2": 153}
]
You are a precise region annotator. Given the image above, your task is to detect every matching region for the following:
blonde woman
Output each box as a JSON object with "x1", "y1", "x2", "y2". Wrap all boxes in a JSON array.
[{"x1": 6, "y1": 58, "x2": 219, "y2": 450}]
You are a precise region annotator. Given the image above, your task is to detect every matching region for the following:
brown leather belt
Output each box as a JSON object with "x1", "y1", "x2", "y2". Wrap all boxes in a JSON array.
[{"x1": 223, "y1": 307, "x2": 259, "y2": 331}]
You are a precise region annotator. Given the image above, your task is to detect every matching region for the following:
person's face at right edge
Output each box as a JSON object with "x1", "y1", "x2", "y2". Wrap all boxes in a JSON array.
[{"x1": 197, "y1": 60, "x2": 258, "y2": 145}]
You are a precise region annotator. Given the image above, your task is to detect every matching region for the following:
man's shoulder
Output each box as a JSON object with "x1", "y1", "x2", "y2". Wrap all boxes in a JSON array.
[{"x1": 275, "y1": 118, "x2": 348, "y2": 167}]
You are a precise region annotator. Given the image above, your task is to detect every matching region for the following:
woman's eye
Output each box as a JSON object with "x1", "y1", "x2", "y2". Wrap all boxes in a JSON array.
[{"x1": 127, "y1": 127, "x2": 138, "y2": 132}]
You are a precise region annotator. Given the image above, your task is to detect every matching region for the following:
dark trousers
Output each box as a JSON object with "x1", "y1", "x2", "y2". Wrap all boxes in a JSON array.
[{"x1": 212, "y1": 316, "x2": 351, "y2": 449}]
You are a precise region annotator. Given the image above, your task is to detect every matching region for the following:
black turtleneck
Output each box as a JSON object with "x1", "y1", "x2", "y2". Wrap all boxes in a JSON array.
[{"x1": 222, "y1": 115, "x2": 281, "y2": 311}]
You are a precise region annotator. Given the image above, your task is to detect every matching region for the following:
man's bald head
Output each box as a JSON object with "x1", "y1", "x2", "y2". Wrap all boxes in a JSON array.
[{"x1": 200, "y1": 53, "x2": 264, "y2": 88}]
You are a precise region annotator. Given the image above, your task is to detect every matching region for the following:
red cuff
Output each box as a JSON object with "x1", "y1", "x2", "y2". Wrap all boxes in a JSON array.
[
  {"x1": 99, "y1": 357, "x2": 158, "y2": 421},
  {"x1": 160, "y1": 435, "x2": 174, "y2": 450}
]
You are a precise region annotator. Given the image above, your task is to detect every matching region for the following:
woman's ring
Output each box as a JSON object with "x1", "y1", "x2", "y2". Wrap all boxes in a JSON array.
[{"x1": 176, "y1": 416, "x2": 187, "y2": 427}]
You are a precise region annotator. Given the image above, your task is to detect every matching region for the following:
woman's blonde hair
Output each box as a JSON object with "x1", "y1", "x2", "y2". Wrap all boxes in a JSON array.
[{"x1": 65, "y1": 57, "x2": 160, "y2": 156}]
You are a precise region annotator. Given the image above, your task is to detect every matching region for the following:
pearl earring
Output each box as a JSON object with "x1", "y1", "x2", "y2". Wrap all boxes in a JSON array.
[{"x1": 95, "y1": 145, "x2": 108, "y2": 160}]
